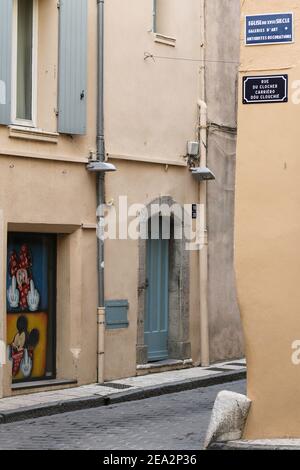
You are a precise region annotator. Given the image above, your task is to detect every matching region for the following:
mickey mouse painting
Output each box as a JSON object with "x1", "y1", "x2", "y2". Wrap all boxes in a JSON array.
[{"x1": 7, "y1": 315, "x2": 40, "y2": 378}]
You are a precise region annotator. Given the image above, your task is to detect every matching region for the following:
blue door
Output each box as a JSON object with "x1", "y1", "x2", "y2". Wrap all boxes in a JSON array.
[{"x1": 144, "y1": 221, "x2": 169, "y2": 361}]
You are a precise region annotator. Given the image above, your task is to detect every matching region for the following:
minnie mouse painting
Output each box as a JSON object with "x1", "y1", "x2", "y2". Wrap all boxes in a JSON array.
[{"x1": 7, "y1": 244, "x2": 40, "y2": 312}]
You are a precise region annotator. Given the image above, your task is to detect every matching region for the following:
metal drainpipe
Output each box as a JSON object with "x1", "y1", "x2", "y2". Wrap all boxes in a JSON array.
[
  {"x1": 96, "y1": 0, "x2": 105, "y2": 384},
  {"x1": 152, "y1": 0, "x2": 157, "y2": 32},
  {"x1": 198, "y1": 0, "x2": 210, "y2": 367},
  {"x1": 197, "y1": 100, "x2": 209, "y2": 367}
]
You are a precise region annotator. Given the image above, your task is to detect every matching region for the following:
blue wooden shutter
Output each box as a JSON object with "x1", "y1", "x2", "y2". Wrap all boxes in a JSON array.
[
  {"x1": 0, "y1": 0, "x2": 13, "y2": 125},
  {"x1": 58, "y1": 0, "x2": 88, "y2": 135}
]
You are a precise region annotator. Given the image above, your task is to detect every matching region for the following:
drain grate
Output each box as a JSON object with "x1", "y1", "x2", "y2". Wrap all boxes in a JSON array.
[{"x1": 100, "y1": 382, "x2": 133, "y2": 390}]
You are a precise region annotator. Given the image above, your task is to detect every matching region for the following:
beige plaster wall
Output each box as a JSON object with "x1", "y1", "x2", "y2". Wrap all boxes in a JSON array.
[
  {"x1": 104, "y1": 161, "x2": 200, "y2": 380},
  {"x1": 0, "y1": 156, "x2": 98, "y2": 396},
  {"x1": 104, "y1": 0, "x2": 201, "y2": 166},
  {"x1": 0, "y1": 0, "x2": 98, "y2": 395},
  {"x1": 236, "y1": 0, "x2": 300, "y2": 438},
  {"x1": 103, "y1": 0, "x2": 203, "y2": 380},
  {"x1": 104, "y1": 0, "x2": 243, "y2": 379}
]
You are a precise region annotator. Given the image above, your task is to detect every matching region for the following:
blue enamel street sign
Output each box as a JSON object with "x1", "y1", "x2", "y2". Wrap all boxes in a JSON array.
[
  {"x1": 245, "y1": 13, "x2": 293, "y2": 45},
  {"x1": 243, "y1": 75, "x2": 288, "y2": 104}
]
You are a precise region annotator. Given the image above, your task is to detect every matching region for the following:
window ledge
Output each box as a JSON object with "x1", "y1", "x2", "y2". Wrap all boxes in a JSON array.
[
  {"x1": 153, "y1": 33, "x2": 176, "y2": 47},
  {"x1": 9, "y1": 126, "x2": 59, "y2": 144}
]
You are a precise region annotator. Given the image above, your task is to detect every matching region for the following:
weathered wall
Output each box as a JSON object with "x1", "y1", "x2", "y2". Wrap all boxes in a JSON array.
[
  {"x1": 104, "y1": 0, "x2": 202, "y2": 379},
  {"x1": 0, "y1": 0, "x2": 244, "y2": 391},
  {"x1": 205, "y1": 0, "x2": 244, "y2": 362},
  {"x1": 0, "y1": 157, "x2": 98, "y2": 396},
  {"x1": 104, "y1": 0, "x2": 243, "y2": 380},
  {"x1": 104, "y1": 163, "x2": 200, "y2": 380},
  {"x1": 104, "y1": 0, "x2": 201, "y2": 166}
]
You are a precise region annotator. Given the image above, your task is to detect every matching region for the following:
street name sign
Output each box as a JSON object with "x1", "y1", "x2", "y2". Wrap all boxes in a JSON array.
[
  {"x1": 243, "y1": 75, "x2": 288, "y2": 104},
  {"x1": 192, "y1": 204, "x2": 197, "y2": 220},
  {"x1": 245, "y1": 13, "x2": 293, "y2": 45}
]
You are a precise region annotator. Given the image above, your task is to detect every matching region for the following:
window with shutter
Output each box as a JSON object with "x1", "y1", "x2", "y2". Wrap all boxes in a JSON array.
[
  {"x1": 11, "y1": 0, "x2": 38, "y2": 127},
  {"x1": 58, "y1": 0, "x2": 88, "y2": 135},
  {"x1": 0, "y1": 0, "x2": 13, "y2": 125}
]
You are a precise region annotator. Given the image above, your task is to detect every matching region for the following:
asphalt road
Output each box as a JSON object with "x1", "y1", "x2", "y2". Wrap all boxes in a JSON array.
[{"x1": 0, "y1": 380, "x2": 246, "y2": 450}]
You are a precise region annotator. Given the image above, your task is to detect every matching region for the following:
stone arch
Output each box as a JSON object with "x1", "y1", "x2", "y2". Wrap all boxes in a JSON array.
[{"x1": 136, "y1": 196, "x2": 191, "y2": 364}]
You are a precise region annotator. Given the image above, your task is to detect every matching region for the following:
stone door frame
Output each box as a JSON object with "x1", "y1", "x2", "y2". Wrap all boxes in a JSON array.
[{"x1": 136, "y1": 196, "x2": 191, "y2": 365}]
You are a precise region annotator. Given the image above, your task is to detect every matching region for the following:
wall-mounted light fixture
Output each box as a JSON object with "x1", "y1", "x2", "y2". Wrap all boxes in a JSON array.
[
  {"x1": 191, "y1": 167, "x2": 215, "y2": 181},
  {"x1": 86, "y1": 161, "x2": 117, "y2": 173}
]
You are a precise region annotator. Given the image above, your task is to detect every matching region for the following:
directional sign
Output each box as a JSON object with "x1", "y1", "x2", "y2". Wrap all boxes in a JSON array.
[
  {"x1": 245, "y1": 13, "x2": 293, "y2": 45},
  {"x1": 243, "y1": 75, "x2": 288, "y2": 104}
]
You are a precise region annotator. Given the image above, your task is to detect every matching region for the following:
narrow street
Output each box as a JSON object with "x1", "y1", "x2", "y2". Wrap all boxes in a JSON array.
[{"x1": 0, "y1": 380, "x2": 245, "y2": 450}]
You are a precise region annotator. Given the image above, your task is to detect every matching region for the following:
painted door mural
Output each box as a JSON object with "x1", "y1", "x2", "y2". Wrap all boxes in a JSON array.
[
  {"x1": 144, "y1": 218, "x2": 170, "y2": 361},
  {"x1": 6, "y1": 233, "x2": 56, "y2": 383}
]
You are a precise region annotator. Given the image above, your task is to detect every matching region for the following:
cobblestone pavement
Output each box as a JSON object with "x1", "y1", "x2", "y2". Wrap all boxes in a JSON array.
[{"x1": 0, "y1": 380, "x2": 246, "y2": 450}]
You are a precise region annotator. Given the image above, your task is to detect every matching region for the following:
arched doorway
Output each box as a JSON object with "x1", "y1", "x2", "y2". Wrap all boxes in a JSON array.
[{"x1": 137, "y1": 196, "x2": 191, "y2": 365}]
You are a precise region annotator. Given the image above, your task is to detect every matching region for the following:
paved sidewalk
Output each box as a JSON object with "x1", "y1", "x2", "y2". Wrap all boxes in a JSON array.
[{"x1": 0, "y1": 358, "x2": 246, "y2": 424}]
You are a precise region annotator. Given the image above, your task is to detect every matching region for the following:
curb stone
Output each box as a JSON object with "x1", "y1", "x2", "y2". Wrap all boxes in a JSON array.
[
  {"x1": 208, "y1": 441, "x2": 300, "y2": 451},
  {"x1": 0, "y1": 369, "x2": 246, "y2": 425},
  {"x1": 107, "y1": 370, "x2": 246, "y2": 404},
  {"x1": 0, "y1": 396, "x2": 106, "y2": 424}
]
